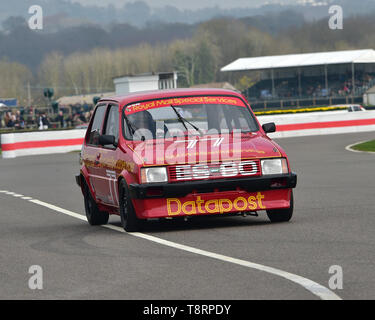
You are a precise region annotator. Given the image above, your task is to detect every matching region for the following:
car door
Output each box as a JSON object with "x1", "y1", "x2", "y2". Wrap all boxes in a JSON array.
[
  {"x1": 83, "y1": 103, "x2": 108, "y2": 202},
  {"x1": 95, "y1": 104, "x2": 120, "y2": 207}
]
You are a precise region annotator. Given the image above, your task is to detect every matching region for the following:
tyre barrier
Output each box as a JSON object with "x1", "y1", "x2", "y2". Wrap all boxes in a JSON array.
[{"x1": 0, "y1": 129, "x2": 86, "y2": 159}]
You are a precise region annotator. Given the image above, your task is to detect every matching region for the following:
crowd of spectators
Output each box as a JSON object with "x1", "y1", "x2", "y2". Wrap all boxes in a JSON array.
[
  {"x1": 1, "y1": 110, "x2": 26, "y2": 129},
  {"x1": 253, "y1": 72, "x2": 375, "y2": 100},
  {"x1": 0, "y1": 107, "x2": 94, "y2": 131}
]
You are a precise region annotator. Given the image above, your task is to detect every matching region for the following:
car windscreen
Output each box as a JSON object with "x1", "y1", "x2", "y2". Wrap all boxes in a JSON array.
[{"x1": 123, "y1": 97, "x2": 258, "y2": 141}]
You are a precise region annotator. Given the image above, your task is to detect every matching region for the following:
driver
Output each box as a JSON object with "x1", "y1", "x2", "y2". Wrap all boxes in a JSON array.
[{"x1": 127, "y1": 110, "x2": 156, "y2": 139}]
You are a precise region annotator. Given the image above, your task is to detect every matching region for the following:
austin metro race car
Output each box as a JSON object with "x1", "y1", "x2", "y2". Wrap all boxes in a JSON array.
[{"x1": 75, "y1": 88, "x2": 297, "y2": 231}]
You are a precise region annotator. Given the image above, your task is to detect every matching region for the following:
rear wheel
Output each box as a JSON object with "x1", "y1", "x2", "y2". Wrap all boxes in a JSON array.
[
  {"x1": 266, "y1": 191, "x2": 294, "y2": 223},
  {"x1": 119, "y1": 179, "x2": 143, "y2": 232},
  {"x1": 83, "y1": 180, "x2": 109, "y2": 225}
]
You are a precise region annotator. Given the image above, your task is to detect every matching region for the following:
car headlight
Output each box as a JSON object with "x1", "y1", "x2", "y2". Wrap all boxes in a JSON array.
[
  {"x1": 261, "y1": 158, "x2": 288, "y2": 175},
  {"x1": 141, "y1": 167, "x2": 168, "y2": 183}
]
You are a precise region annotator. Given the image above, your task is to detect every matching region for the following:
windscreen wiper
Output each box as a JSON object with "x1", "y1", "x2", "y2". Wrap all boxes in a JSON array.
[{"x1": 170, "y1": 105, "x2": 204, "y2": 137}]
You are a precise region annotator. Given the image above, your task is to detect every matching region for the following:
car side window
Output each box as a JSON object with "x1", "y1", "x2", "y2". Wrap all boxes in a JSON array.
[
  {"x1": 103, "y1": 104, "x2": 119, "y2": 147},
  {"x1": 88, "y1": 104, "x2": 107, "y2": 145}
]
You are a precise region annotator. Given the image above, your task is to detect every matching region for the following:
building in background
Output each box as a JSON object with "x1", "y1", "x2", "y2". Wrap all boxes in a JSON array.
[
  {"x1": 221, "y1": 49, "x2": 375, "y2": 109},
  {"x1": 113, "y1": 72, "x2": 178, "y2": 95}
]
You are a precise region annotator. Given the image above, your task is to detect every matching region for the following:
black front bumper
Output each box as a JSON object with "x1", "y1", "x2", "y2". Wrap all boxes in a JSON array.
[{"x1": 129, "y1": 173, "x2": 297, "y2": 199}]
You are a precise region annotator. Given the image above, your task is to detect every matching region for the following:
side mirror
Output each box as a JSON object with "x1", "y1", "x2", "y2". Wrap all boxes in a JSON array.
[
  {"x1": 99, "y1": 134, "x2": 117, "y2": 147},
  {"x1": 262, "y1": 122, "x2": 276, "y2": 133}
]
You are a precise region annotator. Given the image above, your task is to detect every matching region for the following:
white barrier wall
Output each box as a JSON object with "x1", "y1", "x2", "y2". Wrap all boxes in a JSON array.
[
  {"x1": 1, "y1": 129, "x2": 86, "y2": 159},
  {"x1": 1, "y1": 111, "x2": 375, "y2": 158},
  {"x1": 257, "y1": 110, "x2": 375, "y2": 138}
]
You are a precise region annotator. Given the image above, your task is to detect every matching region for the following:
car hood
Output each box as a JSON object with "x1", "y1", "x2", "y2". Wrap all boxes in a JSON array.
[{"x1": 127, "y1": 132, "x2": 282, "y2": 166}]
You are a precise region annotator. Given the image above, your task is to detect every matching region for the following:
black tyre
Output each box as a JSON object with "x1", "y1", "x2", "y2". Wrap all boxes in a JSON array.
[
  {"x1": 83, "y1": 180, "x2": 109, "y2": 225},
  {"x1": 119, "y1": 179, "x2": 143, "y2": 232},
  {"x1": 266, "y1": 191, "x2": 294, "y2": 223}
]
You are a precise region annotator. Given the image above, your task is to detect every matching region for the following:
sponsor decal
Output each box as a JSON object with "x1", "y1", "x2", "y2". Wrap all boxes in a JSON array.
[
  {"x1": 125, "y1": 96, "x2": 245, "y2": 115},
  {"x1": 167, "y1": 192, "x2": 266, "y2": 216}
]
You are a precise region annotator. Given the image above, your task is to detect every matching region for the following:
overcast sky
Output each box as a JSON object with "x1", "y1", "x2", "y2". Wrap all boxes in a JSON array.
[{"x1": 70, "y1": 0, "x2": 303, "y2": 9}]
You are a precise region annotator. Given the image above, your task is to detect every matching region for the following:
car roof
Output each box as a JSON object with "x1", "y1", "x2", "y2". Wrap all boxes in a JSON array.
[{"x1": 99, "y1": 88, "x2": 243, "y2": 107}]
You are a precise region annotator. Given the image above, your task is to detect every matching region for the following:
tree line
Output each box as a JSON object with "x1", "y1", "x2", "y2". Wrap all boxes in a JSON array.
[{"x1": 2, "y1": 13, "x2": 375, "y2": 106}]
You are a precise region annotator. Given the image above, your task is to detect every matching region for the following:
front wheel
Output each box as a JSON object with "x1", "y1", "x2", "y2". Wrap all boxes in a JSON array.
[
  {"x1": 266, "y1": 192, "x2": 294, "y2": 223},
  {"x1": 83, "y1": 180, "x2": 109, "y2": 225},
  {"x1": 119, "y1": 180, "x2": 143, "y2": 232}
]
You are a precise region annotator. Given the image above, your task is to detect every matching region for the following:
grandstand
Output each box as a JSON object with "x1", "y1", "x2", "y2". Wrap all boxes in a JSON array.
[{"x1": 221, "y1": 49, "x2": 375, "y2": 109}]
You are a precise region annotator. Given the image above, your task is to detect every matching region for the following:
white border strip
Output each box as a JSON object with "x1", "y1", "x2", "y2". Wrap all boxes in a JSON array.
[
  {"x1": 0, "y1": 190, "x2": 342, "y2": 300},
  {"x1": 345, "y1": 140, "x2": 375, "y2": 154}
]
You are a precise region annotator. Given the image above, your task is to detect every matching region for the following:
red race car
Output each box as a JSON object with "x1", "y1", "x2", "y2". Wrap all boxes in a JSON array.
[{"x1": 76, "y1": 89, "x2": 297, "y2": 231}]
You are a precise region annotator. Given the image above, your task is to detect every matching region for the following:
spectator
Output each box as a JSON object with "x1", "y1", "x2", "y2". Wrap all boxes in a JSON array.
[
  {"x1": 343, "y1": 85, "x2": 350, "y2": 95},
  {"x1": 26, "y1": 110, "x2": 35, "y2": 128},
  {"x1": 38, "y1": 112, "x2": 49, "y2": 130},
  {"x1": 79, "y1": 112, "x2": 87, "y2": 123},
  {"x1": 3, "y1": 112, "x2": 9, "y2": 127},
  {"x1": 66, "y1": 114, "x2": 74, "y2": 127},
  {"x1": 55, "y1": 111, "x2": 66, "y2": 128},
  {"x1": 37, "y1": 113, "x2": 43, "y2": 130},
  {"x1": 42, "y1": 113, "x2": 50, "y2": 129},
  {"x1": 5, "y1": 112, "x2": 15, "y2": 128},
  {"x1": 85, "y1": 111, "x2": 91, "y2": 122},
  {"x1": 14, "y1": 110, "x2": 25, "y2": 129}
]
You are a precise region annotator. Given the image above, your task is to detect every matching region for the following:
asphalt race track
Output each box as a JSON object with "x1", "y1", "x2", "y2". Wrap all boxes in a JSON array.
[{"x1": 1, "y1": 132, "x2": 374, "y2": 300}]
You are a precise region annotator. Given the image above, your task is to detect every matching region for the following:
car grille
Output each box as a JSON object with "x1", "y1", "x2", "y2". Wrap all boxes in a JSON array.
[{"x1": 168, "y1": 160, "x2": 261, "y2": 182}]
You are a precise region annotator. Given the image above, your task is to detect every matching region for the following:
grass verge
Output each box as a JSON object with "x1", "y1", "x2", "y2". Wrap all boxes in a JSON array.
[{"x1": 351, "y1": 140, "x2": 375, "y2": 152}]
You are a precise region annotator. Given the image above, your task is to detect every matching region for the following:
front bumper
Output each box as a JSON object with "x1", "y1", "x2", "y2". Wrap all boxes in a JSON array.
[{"x1": 129, "y1": 173, "x2": 297, "y2": 199}]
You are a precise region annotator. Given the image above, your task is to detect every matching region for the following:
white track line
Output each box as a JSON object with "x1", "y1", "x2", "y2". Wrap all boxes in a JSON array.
[
  {"x1": 4, "y1": 191, "x2": 341, "y2": 300},
  {"x1": 345, "y1": 140, "x2": 375, "y2": 154},
  {"x1": 28, "y1": 199, "x2": 87, "y2": 222}
]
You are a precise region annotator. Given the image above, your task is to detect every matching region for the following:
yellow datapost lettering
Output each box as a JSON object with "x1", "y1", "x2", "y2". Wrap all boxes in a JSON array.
[
  {"x1": 205, "y1": 199, "x2": 219, "y2": 214},
  {"x1": 233, "y1": 197, "x2": 248, "y2": 211},
  {"x1": 256, "y1": 192, "x2": 266, "y2": 209},
  {"x1": 182, "y1": 201, "x2": 196, "y2": 215},
  {"x1": 247, "y1": 196, "x2": 258, "y2": 210},
  {"x1": 196, "y1": 196, "x2": 205, "y2": 214},
  {"x1": 167, "y1": 198, "x2": 181, "y2": 216},
  {"x1": 218, "y1": 199, "x2": 233, "y2": 213},
  {"x1": 167, "y1": 192, "x2": 266, "y2": 216}
]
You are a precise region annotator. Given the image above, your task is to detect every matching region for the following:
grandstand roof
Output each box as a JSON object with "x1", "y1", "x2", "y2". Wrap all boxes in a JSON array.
[{"x1": 221, "y1": 49, "x2": 375, "y2": 72}]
